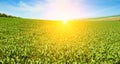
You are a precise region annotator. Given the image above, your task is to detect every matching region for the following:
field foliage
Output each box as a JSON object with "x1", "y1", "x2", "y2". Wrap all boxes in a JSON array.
[{"x1": 0, "y1": 17, "x2": 120, "y2": 64}]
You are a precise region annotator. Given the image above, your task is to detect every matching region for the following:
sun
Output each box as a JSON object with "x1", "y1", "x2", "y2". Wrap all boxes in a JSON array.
[
  {"x1": 62, "y1": 19, "x2": 68, "y2": 24},
  {"x1": 60, "y1": 17, "x2": 69, "y2": 24}
]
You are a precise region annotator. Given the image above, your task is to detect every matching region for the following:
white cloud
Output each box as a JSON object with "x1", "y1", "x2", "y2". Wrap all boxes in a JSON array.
[
  {"x1": 17, "y1": 0, "x2": 90, "y2": 20},
  {"x1": 0, "y1": 0, "x2": 119, "y2": 19}
]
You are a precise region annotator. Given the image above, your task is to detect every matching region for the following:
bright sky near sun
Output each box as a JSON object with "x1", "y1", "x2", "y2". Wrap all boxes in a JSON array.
[{"x1": 0, "y1": 0, "x2": 120, "y2": 20}]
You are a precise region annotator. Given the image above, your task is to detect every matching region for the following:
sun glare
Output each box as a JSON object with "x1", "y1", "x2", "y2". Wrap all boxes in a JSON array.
[{"x1": 62, "y1": 19, "x2": 68, "y2": 24}]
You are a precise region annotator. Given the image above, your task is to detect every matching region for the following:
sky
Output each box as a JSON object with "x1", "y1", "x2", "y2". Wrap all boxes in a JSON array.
[{"x1": 0, "y1": 0, "x2": 120, "y2": 20}]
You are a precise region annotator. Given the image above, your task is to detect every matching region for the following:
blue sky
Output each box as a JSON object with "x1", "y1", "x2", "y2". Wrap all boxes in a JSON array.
[{"x1": 0, "y1": 0, "x2": 120, "y2": 20}]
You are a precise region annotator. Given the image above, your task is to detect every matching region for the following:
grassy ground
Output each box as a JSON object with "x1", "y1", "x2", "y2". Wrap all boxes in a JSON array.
[{"x1": 0, "y1": 17, "x2": 120, "y2": 64}]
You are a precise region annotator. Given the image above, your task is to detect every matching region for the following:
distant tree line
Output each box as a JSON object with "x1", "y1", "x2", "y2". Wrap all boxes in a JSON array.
[{"x1": 0, "y1": 13, "x2": 18, "y2": 18}]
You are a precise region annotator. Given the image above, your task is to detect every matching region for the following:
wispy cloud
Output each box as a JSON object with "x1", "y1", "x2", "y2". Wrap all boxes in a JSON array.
[
  {"x1": 0, "y1": 0, "x2": 120, "y2": 19},
  {"x1": 17, "y1": 0, "x2": 90, "y2": 19}
]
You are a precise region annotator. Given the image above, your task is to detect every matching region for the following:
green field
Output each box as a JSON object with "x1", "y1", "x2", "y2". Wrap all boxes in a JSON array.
[{"x1": 0, "y1": 17, "x2": 120, "y2": 64}]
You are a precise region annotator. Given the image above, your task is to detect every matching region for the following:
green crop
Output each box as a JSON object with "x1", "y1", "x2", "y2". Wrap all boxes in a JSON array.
[{"x1": 0, "y1": 17, "x2": 120, "y2": 64}]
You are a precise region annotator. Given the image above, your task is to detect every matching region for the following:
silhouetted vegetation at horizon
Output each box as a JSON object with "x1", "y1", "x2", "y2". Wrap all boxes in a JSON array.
[{"x1": 0, "y1": 13, "x2": 19, "y2": 18}]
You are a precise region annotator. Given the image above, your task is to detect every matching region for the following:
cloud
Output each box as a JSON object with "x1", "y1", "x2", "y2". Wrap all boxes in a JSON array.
[
  {"x1": 1, "y1": 0, "x2": 120, "y2": 19},
  {"x1": 17, "y1": 0, "x2": 90, "y2": 20}
]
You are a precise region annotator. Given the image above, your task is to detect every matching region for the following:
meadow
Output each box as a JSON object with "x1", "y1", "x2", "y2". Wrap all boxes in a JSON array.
[{"x1": 0, "y1": 17, "x2": 120, "y2": 64}]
